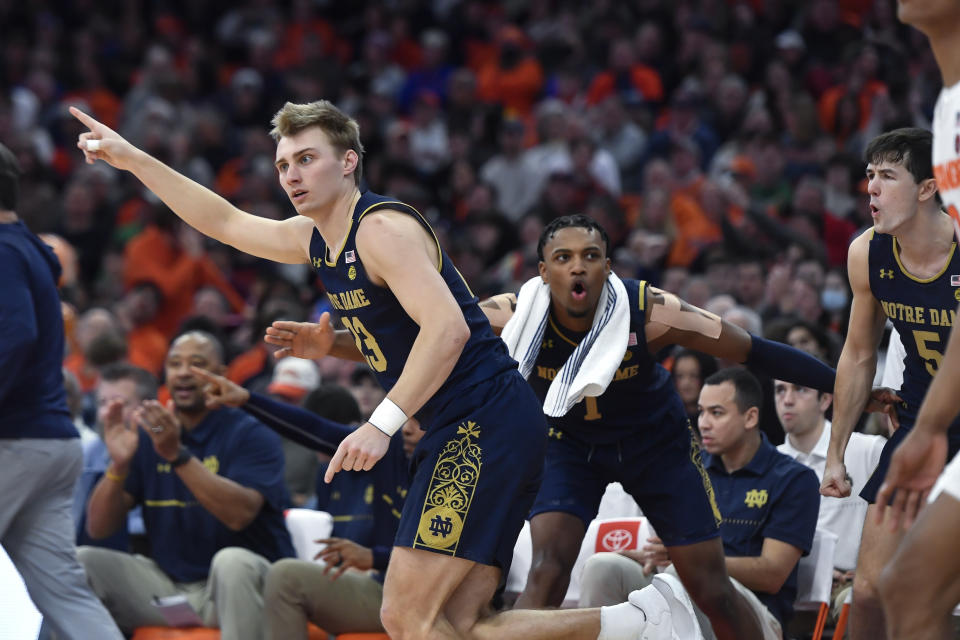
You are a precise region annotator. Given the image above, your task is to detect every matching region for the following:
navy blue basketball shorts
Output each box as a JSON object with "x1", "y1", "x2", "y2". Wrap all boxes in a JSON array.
[
  {"x1": 529, "y1": 419, "x2": 720, "y2": 547},
  {"x1": 861, "y1": 422, "x2": 960, "y2": 504},
  {"x1": 395, "y1": 370, "x2": 547, "y2": 572}
]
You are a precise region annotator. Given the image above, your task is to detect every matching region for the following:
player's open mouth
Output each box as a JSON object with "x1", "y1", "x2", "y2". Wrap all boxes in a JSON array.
[
  {"x1": 572, "y1": 281, "x2": 587, "y2": 302},
  {"x1": 870, "y1": 204, "x2": 879, "y2": 217},
  {"x1": 292, "y1": 190, "x2": 308, "y2": 202}
]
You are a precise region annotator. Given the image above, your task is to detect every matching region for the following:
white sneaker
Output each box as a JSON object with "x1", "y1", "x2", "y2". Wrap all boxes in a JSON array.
[
  {"x1": 650, "y1": 573, "x2": 705, "y2": 640},
  {"x1": 601, "y1": 575, "x2": 706, "y2": 640}
]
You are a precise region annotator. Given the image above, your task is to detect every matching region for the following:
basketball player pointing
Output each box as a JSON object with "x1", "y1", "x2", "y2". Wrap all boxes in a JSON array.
[{"x1": 73, "y1": 102, "x2": 700, "y2": 640}]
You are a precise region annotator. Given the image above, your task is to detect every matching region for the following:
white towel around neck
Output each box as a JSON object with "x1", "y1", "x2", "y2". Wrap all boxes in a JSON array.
[{"x1": 501, "y1": 273, "x2": 630, "y2": 417}]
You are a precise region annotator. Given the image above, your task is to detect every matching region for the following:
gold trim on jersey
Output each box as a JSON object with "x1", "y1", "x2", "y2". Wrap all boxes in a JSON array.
[
  {"x1": 892, "y1": 237, "x2": 957, "y2": 283},
  {"x1": 413, "y1": 421, "x2": 482, "y2": 556},
  {"x1": 547, "y1": 314, "x2": 582, "y2": 348},
  {"x1": 357, "y1": 201, "x2": 443, "y2": 272},
  {"x1": 324, "y1": 192, "x2": 363, "y2": 267},
  {"x1": 638, "y1": 280, "x2": 647, "y2": 310},
  {"x1": 688, "y1": 423, "x2": 722, "y2": 526}
]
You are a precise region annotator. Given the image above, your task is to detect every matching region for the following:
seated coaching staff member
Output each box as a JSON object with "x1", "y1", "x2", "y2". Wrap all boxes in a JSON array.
[{"x1": 78, "y1": 332, "x2": 294, "y2": 640}]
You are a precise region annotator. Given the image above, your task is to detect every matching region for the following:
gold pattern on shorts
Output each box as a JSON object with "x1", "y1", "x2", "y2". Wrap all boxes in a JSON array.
[
  {"x1": 689, "y1": 423, "x2": 722, "y2": 526},
  {"x1": 414, "y1": 421, "x2": 482, "y2": 555}
]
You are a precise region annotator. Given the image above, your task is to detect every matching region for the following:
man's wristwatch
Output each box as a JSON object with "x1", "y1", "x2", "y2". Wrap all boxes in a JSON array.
[{"x1": 170, "y1": 446, "x2": 193, "y2": 469}]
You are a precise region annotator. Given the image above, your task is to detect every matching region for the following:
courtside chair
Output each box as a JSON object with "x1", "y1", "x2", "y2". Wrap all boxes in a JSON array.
[
  {"x1": 793, "y1": 528, "x2": 839, "y2": 640},
  {"x1": 832, "y1": 588, "x2": 852, "y2": 640}
]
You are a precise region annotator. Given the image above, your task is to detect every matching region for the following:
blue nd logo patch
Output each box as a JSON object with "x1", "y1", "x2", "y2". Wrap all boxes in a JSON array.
[{"x1": 348, "y1": 265, "x2": 357, "y2": 280}]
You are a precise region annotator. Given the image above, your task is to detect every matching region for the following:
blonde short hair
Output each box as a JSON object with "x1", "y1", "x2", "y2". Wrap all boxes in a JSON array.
[{"x1": 270, "y1": 100, "x2": 365, "y2": 186}]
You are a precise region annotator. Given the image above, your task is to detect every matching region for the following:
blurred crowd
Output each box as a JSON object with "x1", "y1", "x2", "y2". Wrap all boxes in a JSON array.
[{"x1": 0, "y1": 0, "x2": 932, "y2": 417}]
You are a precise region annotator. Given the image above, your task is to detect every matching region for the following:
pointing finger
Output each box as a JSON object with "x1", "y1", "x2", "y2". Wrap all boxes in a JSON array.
[{"x1": 325, "y1": 445, "x2": 346, "y2": 484}]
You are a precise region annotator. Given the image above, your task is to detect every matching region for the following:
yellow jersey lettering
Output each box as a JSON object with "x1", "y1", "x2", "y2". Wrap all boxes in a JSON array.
[
  {"x1": 912, "y1": 330, "x2": 944, "y2": 376},
  {"x1": 905, "y1": 306, "x2": 915, "y2": 323},
  {"x1": 537, "y1": 366, "x2": 557, "y2": 380},
  {"x1": 613, "y1": 365, "x2": 640, "y2": 381},
  {"x1": 914, "y1": 306, "x2": 925, "y2": 324},
  {"x1": 336, "y1": 289, "x2": 372, "y2": 311},
  {"x1": 326, "y1": 293, "x2": 343, "y2": 311}
]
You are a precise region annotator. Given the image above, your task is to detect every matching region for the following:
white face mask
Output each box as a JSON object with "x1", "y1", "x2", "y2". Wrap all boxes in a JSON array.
[{"x1": 821, "y1": 288, "x2": 848, "y2": 312}]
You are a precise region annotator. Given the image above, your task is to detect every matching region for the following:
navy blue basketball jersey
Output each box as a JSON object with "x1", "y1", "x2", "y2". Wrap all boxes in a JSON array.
[
  {"x1": 309, "y1": 191, "x2": 516, "y2": 426},
  {"x1": 869, "y1": 230, "x2": 960, "y2": 433},
  {"x1": 527, "y1": 279, "x2": 686, "y2": 443}
]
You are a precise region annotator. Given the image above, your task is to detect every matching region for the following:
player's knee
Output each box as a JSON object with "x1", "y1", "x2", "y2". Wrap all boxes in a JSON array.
[
  {"x1": 210, "y1": 546, "x2": 262, "y2": 582},
  {"x1": 684, "y1": 575, "x2": 735, "y2": 620},
  {"x1": 381, "y1": 599, "x2": 431, "y2": 640},
  {"x1": 263, "y1": 558, "x2": 306, "y2": 604},
  {"x1": 528, "y1": 548, "x2": 575, "y2": 584}
]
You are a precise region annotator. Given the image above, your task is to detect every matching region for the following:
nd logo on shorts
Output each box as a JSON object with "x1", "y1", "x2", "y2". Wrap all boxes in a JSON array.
[
  {"x1": 414, "y1": 421, "x2": 483, "y2": 556},
  {"x1": 595, "y1": 520, "x2": 641, "y2": 552}
]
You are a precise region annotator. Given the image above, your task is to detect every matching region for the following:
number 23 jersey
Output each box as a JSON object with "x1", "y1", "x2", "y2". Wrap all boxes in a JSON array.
[{"x1": 309, "y1": 191, "x2": 516, "y2": 426}]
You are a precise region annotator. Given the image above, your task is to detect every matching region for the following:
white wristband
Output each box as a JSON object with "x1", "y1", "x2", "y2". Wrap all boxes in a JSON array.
[{"x1": 368, "y1": 398, "x2": 407, "y2": 436}]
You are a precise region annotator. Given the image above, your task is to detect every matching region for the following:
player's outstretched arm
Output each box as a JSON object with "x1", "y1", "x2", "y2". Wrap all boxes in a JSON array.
[
  {"x1": 323, "y1": 211, "x2": 470, "y2": 483},
  {"x1": 479, "y1": 293, "x2": 517, "y2": 336},
  {"x1": 826, "y1": 232, "x2": 888, "y2": 497},
  {"x1": 71, "y1": 107, "x2": 314, "y2": 264},
  {"x1": 643, "y1": 285, "x2": 836, "y2": 392}
]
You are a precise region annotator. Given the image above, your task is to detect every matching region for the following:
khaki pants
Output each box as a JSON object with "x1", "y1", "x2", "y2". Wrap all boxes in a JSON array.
[
  {"x1": 77, "y1": 545, "x2": 270, "y2": 640},
  {"x1": 580, "y1": 552, "x2": 782, "y2": 640},
  {"x1": 264, "y1": 558, "x2": 384, "y2": 640}
]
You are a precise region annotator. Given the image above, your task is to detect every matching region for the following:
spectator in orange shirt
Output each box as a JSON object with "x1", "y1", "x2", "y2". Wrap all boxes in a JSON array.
[
  {"x1": 116, "y1": 282, "x2": 168, "y2": 376},
  {"x1": 477, "y1": 25, "x2": 544, "y2": 117},
  {"x1": 586, "y1": 37, "x2": 664, "y2": 107},
  {"x1": 123, "y1": 211, "x2": 244, "y2": 338}
]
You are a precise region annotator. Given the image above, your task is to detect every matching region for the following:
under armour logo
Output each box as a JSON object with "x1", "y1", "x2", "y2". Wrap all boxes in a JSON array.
[
  {"x1": 879, "y1": 269, "x2": 894, "y2": 280},
  {"x1": 744, "y1": 489, "x2": 768, "y2": 508},
  {"x1": 428, "y1": 515, "x2": 454, "y2": 538},
  {"x1": 312, "y1": 257, "x2": 323, "y2": 269}
]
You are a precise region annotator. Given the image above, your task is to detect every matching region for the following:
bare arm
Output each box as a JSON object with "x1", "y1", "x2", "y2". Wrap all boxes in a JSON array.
[
  {"x1": 173, "y1": 459, "x2": 265, "y2": 531},
  {"x1": 643, "y1": 285, "x2": 751, "y2": 360},
  {"x1": 71, "y1": 107, "x2": 314, "y2": 264},
  {"x1": 134, "y1": 400, "x2": 265, "y2": 531},
  {"x1": 357, "y1": 211, "x2": 470, "y2": 415},
  {"x1": 726, "y1": 538, "x2": 804, "y2": 594},
  {"x1": 824, "y1": 232, "x2": 887, "y2": 496},
  {"x1": 479, "y1": 293, "x2": 518, "y2": 336},
  {"x1": 86, "y1": 470, "x2": 136, "y2": 539},
  {"x1": 910, "y1": 310, "x2": 960, "y2": 436},
  {"x1": 86, "y1": 400, "x2": 138, "y2": 539},
  {"x1": 322, "y1": 211, "x2": 471, "y2": 482}
]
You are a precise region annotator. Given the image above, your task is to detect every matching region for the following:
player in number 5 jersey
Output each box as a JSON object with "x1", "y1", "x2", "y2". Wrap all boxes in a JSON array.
[
  {"x1": 819, "y1": 127, "x2": 960, "y2": 640},
  {"x1": 72, "y1": 100, "x2": 704, "y2": 640},
  {"x1": 870, "y1": 4, "x2": 960, "y2": 639}
]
